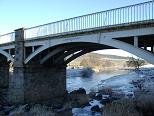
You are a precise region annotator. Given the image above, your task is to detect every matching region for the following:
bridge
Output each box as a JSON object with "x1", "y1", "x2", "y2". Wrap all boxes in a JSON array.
[{"x1": 0, "y1": 1, "x2": 154, "y2": 105}]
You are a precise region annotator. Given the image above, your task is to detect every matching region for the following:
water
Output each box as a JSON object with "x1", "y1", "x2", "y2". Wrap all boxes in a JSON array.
[
  {"x1": 67, "y1": 68, "x2": 129, "y2": 116},
  {"x1": 66, "y1": 68, "x2": 128, "y2": 93}
]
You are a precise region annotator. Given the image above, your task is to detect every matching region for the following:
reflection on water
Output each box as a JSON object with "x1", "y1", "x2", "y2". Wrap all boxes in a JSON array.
[{"x1": 67, "y1": 69, "x2": 129, "y2": 93}]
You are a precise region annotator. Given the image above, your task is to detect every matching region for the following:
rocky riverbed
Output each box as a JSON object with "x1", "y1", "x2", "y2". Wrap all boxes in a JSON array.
[{"x1": 0, "y1": 66, "x2": 154, "y2": 116}]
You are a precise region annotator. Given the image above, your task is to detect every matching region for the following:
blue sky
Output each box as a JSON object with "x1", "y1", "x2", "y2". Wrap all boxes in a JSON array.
[
  {"x1": 0, "y1": 0, "x2": 149, "y2": 34},
  {"x1": 0, "y1": 0, "x2": 150, "y2": 57}
]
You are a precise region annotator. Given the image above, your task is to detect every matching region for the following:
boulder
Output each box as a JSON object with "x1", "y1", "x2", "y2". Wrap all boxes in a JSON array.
[
  {"x1": 88, "y1": 91, "x2": 96, "y2": 99},
  {"x1": 70, "y1": 88, "x2": 86, "y2": 95},
  {"x1": 91, "y1": 105, "x2": 100, "y2": 112},
  {"x1": 71, "y1": 94, "x2": 89, "y2": 107},
  {"x1": 95, "y1": 93, "x2": 102, "y2": 100},
  {"x1": 69, "y1": 88, "x2": 89, "y2": 107},
  {"x1": 100, "y1": 98, "x2": 111, "y2": 105}
]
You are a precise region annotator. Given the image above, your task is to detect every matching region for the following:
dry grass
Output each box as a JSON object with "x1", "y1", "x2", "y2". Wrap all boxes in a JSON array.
[
  {"x1": 98, "y1": 87, "x2": 113, "y2": 95},
  {"x1": 102, "y1": 99, "x2": 142, "y2": 116},
  {"x1": 135, "y1": 93, "x2": 154, "y2": 115},
  {"x1": 9, "y1": 104, "x2": 55, "y2": 116}
]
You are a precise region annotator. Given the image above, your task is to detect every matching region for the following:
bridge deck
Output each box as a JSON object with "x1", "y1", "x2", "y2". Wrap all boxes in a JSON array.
[{"x1": 0, "y1": 1, "x2": 154, "y2": 45}]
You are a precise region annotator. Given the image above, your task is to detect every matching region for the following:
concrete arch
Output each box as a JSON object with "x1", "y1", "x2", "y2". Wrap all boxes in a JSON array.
[
  {"x1": 24, "y1": 40, "x2": 102, "y2": 64},
  {"x1": 54, "y1": 48, "x2": 85, "y2": 64},
  {"x1": 25, "y1": 35, "x2": 154, "y2": 65},
  {"x1": 40, "y1": 43, "x2": 105, "y2": 64},
  {"x1": 0, "y1": 48, "x2": 14, "y2": 62},
  {"x1": 101, "y1": 39, "x2": 154, "y2": 64},
  {"x1": 40, "y1": 45, "x2": 89, "y2": 64},
  {"x1": 40, "y1": 46, "x2": 67, "y2": 64},
  {"x1": 55, "y1": 46, "x2": 104, "y2": 64},
  {"x1": 65, "y1": 49, "x2": 98, "y2": 65}
]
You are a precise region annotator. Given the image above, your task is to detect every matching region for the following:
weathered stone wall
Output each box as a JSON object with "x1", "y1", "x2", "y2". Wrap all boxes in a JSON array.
[
  {"x1": 24, "y1": 64, "x2": 67, "y2": 105},
  {"x1": 8, "y1": 67, "x2": 25, "y2": 104},
  {"x1": 0, "y1": 55, "x2": 9, "y2": 88},
  {"x1": 0, "y1": 54, "x2": 9, "y2": 104}
]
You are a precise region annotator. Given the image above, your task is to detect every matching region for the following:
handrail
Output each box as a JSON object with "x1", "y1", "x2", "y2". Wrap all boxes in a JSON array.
[
  {"x1": 24, "y1": 1, "x2": 154, "y2": 39},
  {"x1": 0, "y1": 32, "x2": 15, "y2": 44}
]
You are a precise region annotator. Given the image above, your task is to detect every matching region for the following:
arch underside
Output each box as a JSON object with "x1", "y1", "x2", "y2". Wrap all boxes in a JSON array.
[
  {"x1": 25, "y1": 38, "x2": 154, "y2": 65},
  {"x1": 0, "y1": 48, "x2": 14, "y2": 62}
]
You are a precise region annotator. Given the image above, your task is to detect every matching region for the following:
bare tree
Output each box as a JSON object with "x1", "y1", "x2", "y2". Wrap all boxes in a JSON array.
[{"x1": 126, "y1": 57, "x2": 145, "y2": 72}]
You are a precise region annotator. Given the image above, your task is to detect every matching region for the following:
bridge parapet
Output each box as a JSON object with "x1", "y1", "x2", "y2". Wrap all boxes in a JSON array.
[
  {"x1": 0, "y1": 1, "x2": 154, "y2": 43},
  {"x1": 24, "y1": 1, "x2": 154, "y2": 39},
  {"x1": 0, "y1": 32, "x2": 15, "y2": 44}
]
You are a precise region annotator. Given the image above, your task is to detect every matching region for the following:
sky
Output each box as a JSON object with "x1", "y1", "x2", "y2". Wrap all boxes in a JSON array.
[{"x1": 0, "y1": 0, "x2": 150, "y2": 57}]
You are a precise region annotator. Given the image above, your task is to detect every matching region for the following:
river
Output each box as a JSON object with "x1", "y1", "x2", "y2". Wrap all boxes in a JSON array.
[{"x1": 66, "y1": 68, "x2": 129, "y2": 93}]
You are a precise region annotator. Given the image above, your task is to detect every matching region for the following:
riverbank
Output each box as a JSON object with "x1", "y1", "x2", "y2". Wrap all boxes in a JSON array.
[
  {"x1": 0, "y1": 66, "x2": 154, "y2": 116},
  {"x1": 72, "y1": 66, "x2": 154, "y2": 116},
  {"x1": 67, "y1": 67, "x2": 128, "y2": 93}
]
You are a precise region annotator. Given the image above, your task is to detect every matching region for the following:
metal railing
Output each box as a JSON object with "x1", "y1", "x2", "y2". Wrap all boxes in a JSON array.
[
  {"x1": 25, "y1": 1, "x2": 154, "y2": 39},
  {"x1": 0, "y1": 32, "x2": 15, "y2": 44},
  {"x1": 0, "y1": 1, "x2": 154, "y2": 43}
]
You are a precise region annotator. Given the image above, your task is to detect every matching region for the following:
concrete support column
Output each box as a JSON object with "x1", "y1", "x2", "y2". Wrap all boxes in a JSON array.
[
  {"x1": 9, "y1": 28, "x2": 25, "y2": 104},
  {"x1": 144, "y1": 46, "x2": 147, "y2": 50},
  {"x1": 24, "y1": 63, "x2": 67, "y2": 105},
  {"x1": 151, "y1": 46, "x2": 154, "y2": 53},
  {"x1": 0, "y1": 55, "x2": 9, "y2": 104},
  {"x1": 9, "y1": 28, "x2": 67, "y2": 105},
  {"x1": 0, "y1": 55, "x2": 9, "y2": 88},
  {"x1": 134, "y1": 36, "x2": 138, "y2": 47}
]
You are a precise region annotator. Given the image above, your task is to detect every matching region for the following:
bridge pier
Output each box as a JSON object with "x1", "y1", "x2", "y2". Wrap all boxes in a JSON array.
[
  {"x1": 0, "y1": 54, "x2": 9, "y2": 88},
  {"x1": 8, "y1": 28, "x2": 25, "y2": 103},
  {"x1": 0, "y1": 54, "x2": 9, "y2": 104},
  {"x1": 9, "y1": 28, "x2": 67, "y2": 105},
  {"x1": 134, "y1": 36, "x2": 138, "y2": 47},
  {"x1": 24, "y1": 63, "x2": 67, "y2": 105}
]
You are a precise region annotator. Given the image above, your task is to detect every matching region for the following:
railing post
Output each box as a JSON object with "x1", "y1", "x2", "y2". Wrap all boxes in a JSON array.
[
  {"x1": 151, "y1": 46, "x2": 154, "y2": 53},
  {"x1": 134, "y1": 36, "x2": 138, "y2": 47},
  {"x1": 9, "y1": 28, "x2": 25, "y2": 104}
]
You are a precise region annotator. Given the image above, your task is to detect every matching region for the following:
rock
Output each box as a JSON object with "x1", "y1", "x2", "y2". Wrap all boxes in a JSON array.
[
  {"x1": 95, "y1": 93, "x2": 102, "y2": 100},
  {"x1": 70, "y1": 94, "x2": 89, "y2": 107},
  {"x1": 70, "y1": 88, "x2": 86, "y2": 95},
  {"x1": 77, "y1": 88, "x2": 86, "y2": 94},
  {"x1": 69, "y1": 88, "x2": 89, "y2": 107},
  {"x1": 76, "y1": 94, "x2": 89, "y2": 107},
  {"x1": 88, "y1": 91, "x2": 96, "y2": 99},
  {"x1": 91, "y1": 105, "x2": 100, "y2": 112},
  {"x1": 100, "y1": 98, "x2": 111, "y2": 105},
  {"x1": 24, "y1": 104, "x2": 31, "y2": 112}
]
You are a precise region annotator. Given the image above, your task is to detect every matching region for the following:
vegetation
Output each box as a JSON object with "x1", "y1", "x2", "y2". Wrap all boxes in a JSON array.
[
  {"x1": 102, "y1": 99, "x2": 143, "y2": 116},
  {"x1": 135, "y1": 94, "x2": 154, "y2": 116},
  {"x1": 126, "y1": 57, "x2": 145, "y2": 72},
  {"x1": 9, "y1": 104, "x2": 55, "y2": 116},
  {"x1": 69, "y1": 53, "x2": 129, "y2": 72}
]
